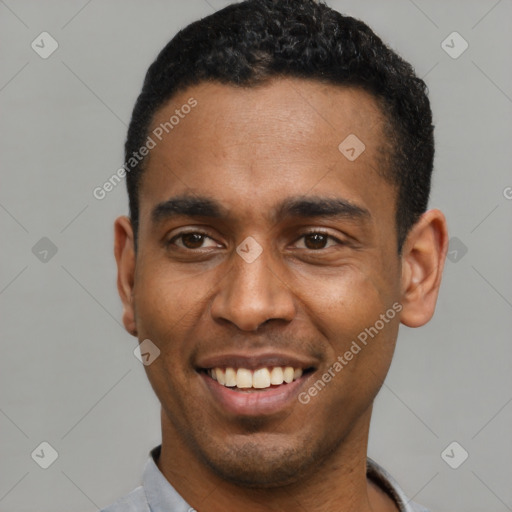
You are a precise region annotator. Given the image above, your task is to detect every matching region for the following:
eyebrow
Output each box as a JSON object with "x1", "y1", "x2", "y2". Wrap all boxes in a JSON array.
[
  {"x1": 273, "y1": 195, "x2": 370, "y2": 224},
  {"x1": 151, "y1": 194, "x2": 371, "y2": 225},
  {"x1": 151, "y1": 196, "x2": 229, "y2": 224}
]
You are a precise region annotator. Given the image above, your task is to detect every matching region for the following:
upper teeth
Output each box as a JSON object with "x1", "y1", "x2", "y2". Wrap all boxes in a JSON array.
[{"x1": 209, "y1": 366, "x2": 303, "y2": 389}]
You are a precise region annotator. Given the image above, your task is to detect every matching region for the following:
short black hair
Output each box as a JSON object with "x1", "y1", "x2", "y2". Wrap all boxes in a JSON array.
[{"x1": 125, "y1": 0, "x2": 434, "y2": 253}]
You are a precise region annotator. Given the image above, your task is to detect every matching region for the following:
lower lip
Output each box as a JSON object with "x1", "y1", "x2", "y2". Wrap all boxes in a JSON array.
[{"x1": 200, "y1": 372, "x2": 311, "y2": 417}]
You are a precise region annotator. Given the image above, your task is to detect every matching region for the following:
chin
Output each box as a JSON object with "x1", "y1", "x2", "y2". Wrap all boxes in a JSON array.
[{"x1": 197, "y1": 434, "x2": 327, "y2": 488}]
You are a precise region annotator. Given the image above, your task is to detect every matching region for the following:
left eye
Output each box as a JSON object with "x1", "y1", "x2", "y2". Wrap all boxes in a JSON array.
[
  {"x1": 168, "y1": 232, "x2": 219, "y2": 250},
  {"x1": 294, "y1": 232, "x2": 341, "y2": 250}
]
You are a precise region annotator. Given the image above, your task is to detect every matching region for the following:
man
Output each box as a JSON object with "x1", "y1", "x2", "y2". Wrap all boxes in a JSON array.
[{"x1": 105, "y1": 0, "x2": 448, "y2": 510}]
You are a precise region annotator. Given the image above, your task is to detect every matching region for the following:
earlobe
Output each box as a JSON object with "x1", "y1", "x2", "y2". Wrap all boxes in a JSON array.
[
  {"x1": 114, "y1": 216, "x2": 138, "y2": 337},
  {"x1": 399, "y1": 209, "x2": 449, "y2": 328}
]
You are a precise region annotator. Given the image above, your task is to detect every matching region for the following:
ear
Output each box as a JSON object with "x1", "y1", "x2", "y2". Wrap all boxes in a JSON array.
[
  {"x1": 399, "y1": 209, "x2": 449, "y2": 327},
  {"x1": 114, "y1": 216, "x2": 138, "y2": 336}
]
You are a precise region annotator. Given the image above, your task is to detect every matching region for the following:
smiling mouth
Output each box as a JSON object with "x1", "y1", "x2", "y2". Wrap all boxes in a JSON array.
[{"x1": 199, "y1": 366, "x2": 315, "y2": 392}]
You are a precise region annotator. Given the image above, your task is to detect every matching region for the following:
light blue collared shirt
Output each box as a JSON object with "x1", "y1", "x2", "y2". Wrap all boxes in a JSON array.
[{"x1": 101, "y1": 446, "x2": 431, "y2": 512}]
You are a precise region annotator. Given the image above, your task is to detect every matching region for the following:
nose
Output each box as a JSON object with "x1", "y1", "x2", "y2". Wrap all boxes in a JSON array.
[{"x1": 210, "y1": 243, "x2": 296, "y2": 331}]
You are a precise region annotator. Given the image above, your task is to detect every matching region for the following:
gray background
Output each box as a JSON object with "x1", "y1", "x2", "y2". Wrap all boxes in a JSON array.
[{"x1": 1, "y1": 0, "x2": 511, "y2": 511}]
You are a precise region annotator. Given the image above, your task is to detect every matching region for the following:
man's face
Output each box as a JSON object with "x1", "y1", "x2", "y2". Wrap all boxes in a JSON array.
[{"x1": 127, "y1": 78, "x2": 405, "y2": 485}]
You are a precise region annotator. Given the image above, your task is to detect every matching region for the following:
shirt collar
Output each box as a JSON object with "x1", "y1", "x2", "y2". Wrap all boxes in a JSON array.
[
  {"x1": 142, "y1": 446, "x2": 193, "y2": 511},
  {"x1": 367, "y1": 456, "x2": 424, "y2": 512}
]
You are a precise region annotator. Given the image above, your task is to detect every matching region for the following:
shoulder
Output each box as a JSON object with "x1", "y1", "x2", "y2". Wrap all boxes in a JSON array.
[{"x1": 100, "y1": 485, "x2": 149, "y2": 512}]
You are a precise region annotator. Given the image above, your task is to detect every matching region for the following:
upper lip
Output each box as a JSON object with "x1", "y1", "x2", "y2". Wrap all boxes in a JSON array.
[{"x1": 195, "y1": 351, "x2": 318, "y2": 371}]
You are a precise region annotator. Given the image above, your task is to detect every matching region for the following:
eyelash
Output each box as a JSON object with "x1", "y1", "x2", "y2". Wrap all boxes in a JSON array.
[{"x1": 167, "y1": 229, "x2": 345, "y2": 251}]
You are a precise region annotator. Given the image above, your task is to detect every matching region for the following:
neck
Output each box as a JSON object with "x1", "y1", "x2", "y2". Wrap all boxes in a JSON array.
[{"x1": 156, "y1": 406, "x2": 398, "y2": 512}]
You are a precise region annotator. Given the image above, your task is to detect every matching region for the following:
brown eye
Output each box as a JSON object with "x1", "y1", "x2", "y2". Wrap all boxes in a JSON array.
[
  {"x1": 295, "y1": 231, "x2": 342, "y2": 250},
  {"x1": 167, "y1": 231, "x2": 220, "y2": 250},
  {"x1": 180, "y1": 233, "x2": 206, "y2": 249},
  {"x1": 304, "y1": 233, "x2": 329, "y2": 250}
]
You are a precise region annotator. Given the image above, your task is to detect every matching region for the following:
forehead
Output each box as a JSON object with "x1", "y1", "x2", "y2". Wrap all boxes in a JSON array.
[{"x1": 139, "y1": 77, "x2": 394, "y2": 227}]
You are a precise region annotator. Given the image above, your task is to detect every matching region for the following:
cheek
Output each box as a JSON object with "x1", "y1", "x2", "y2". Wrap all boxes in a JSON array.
[
  {"x1": 292, "y1": 262, "x2": 395, "y2": 337},
  {"x1": 293, "y1": 264, "x2": 399, "y2": 393},
  {"x1": 134, "y1": 262, "x2": 218, "y2": 338},
  {"x1": 132, "y1": 270, "x2": 206, "y2": 406}
]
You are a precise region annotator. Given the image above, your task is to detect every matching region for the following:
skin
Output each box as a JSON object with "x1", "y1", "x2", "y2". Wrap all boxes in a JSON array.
[{"x1": 114, "y1": 77, "x2": 448, "y2": 512}]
